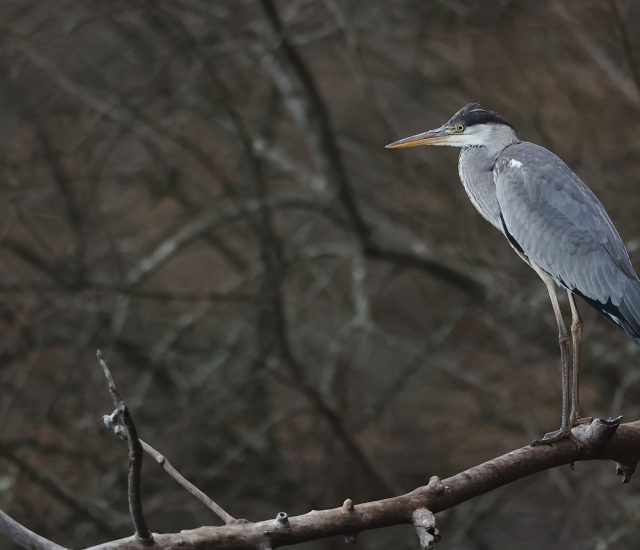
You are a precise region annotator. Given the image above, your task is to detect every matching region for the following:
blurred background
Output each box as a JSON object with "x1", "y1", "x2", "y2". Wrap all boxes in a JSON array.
[{"x1": 1, "y1": 1, "x2": 640, "y2": 548}]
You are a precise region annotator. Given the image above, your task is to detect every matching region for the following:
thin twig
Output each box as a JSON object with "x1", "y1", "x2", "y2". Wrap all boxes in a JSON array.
[
  {"x1": 140, "y1": 440, "x2": 235, "y2": 524},
  {"x1": 97, "y1": 351, "x2": 153, "y2": 544},
  {"x1": 98, "y1": 350, "x2": 124, "y2": 407}
]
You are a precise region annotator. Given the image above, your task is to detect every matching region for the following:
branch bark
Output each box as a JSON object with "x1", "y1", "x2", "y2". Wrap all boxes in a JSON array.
[{"x1": 79, "y1": 418, "x2": 640, "y2": 550}]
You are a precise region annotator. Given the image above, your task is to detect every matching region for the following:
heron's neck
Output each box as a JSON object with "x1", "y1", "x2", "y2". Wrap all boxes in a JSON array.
[
  {"x1": 457, "y1": 145, "x2": 505, "y2": 230},
  {"x1": 455, "y1": 127, "x2": 518, "y2": 230},
  {"x1": 476, "y1": 126, "x2": 518, "y2": 159}
]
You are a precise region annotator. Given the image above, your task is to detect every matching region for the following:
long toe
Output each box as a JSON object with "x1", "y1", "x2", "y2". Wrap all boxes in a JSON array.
[{"x1": 531, "y1": 428, "x2": 572, "y2": 446}]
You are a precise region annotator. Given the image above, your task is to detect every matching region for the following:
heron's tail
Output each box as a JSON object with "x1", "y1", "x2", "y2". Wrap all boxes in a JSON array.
[
  {"x1": 608, "y1": 278, "x2": 640, "y2": 347},
  {"x1": 578, "y1": 277, "x2": 640, "y2": 346}
]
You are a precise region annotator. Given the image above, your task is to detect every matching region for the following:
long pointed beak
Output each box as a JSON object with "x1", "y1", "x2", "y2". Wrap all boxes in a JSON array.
[{"x1": 385, "y1": 126, "x2": 449, "y2": 148}]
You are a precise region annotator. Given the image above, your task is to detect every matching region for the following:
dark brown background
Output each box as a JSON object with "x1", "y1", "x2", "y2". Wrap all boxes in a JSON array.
[{"x1": 2, "y1": 1, "x2": 640, "y2": 548}]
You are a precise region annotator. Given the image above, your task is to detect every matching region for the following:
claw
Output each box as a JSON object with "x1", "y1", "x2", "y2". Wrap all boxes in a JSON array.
[{"x1": 530, "y1": 414, "x2": 600, "y2": 447}]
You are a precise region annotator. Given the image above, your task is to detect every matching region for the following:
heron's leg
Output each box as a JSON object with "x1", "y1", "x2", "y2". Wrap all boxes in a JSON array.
[
  {"x1": 531, "y1": 267, "x2": 572, "y2": 445},
  {"x1": 567, "y1": 291, "x2": 583, "y2": 425}
]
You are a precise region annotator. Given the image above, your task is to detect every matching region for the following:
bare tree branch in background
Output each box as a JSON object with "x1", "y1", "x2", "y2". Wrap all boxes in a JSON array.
[{"x1": 256, "y1": 0, "x2": 486, "y2": 299}]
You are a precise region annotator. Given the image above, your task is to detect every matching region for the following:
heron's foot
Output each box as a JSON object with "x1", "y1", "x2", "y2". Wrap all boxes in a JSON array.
[
  {"x1": 531, "y1": 427, "x2": 572, "y2": 446},
  {"x1": 532, "y1": 416, "x2": 621, "y2": 447},
  {"x1": 573, "y1": 415, "x2": 594, "y2": 426}
]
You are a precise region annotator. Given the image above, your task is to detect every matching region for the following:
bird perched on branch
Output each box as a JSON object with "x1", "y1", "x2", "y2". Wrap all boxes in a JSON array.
[{"x1": 386, "y1": 103, "x2": 640, "y2": 444}]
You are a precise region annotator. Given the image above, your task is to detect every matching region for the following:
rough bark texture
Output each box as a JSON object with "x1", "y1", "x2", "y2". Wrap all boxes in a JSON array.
[{"x1": 77, "y1": 419, "x2": 639, "y2": 550}]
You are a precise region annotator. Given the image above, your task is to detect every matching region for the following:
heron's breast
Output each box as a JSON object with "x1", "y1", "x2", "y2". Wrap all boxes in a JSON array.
[{"x1": 458, "y1": 147, "x2": 503, "y2": 230}]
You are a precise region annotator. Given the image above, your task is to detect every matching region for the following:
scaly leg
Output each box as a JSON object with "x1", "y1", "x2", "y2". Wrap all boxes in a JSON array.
[
  {"x1": 567, "y1": 291, "x2": 583, "y2": 425},
  {"x1": 531, "y1": 266, "x2": 572, "y2": 445}
]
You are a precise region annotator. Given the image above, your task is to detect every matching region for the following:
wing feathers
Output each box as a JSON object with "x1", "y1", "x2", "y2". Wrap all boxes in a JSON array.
[{"x1": 494, "y1": 142, "x2": 638, "y2": 313}]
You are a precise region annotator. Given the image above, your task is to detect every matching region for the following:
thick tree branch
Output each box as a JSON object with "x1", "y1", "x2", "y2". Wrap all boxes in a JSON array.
[{"x1": 80, "y1": 418, "x2": 640, "y2": 550}]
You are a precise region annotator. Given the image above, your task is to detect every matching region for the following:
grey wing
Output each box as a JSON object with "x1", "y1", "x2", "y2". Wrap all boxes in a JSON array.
[{"x1": 493, "y1": 142, "x2": 637, "y2": 309}]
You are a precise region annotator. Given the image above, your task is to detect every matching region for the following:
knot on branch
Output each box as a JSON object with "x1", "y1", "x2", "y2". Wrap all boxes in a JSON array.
[
  {"x1": 276, "y1": 512, "x2": 289, "y2": 526},
  {"x1": 572, "y1": 416, "x2": 622, "y2": 447},
  {"x1": 412, "y1": 507, "x2": 440, "y2": 549},
  {"x1": 102, "y1": 406, "x2": 130, "y2": 440},
  {"x1": 342, "y1": 498, "x2": 355, "y2": 512},
  {"x1": 426, "y1": 475, "x2": 445, "y2": 494},
  {"x1": 275, "y1": 512, "x2": 289, "y2": 527}
]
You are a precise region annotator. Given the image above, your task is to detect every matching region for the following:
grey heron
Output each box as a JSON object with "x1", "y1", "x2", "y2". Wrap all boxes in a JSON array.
[{"x1": 386, "y1": 104, "x2": 640, "y2": 444}]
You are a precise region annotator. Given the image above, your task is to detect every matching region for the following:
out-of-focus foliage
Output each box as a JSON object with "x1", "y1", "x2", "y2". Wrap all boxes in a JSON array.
[{"x1": 1, "y1": 1, "x2": 640, "y2": 548}]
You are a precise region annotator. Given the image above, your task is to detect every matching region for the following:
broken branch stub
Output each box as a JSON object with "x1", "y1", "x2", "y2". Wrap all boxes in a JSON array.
[{"x1": 412, "y1": 508, "x2": 440, "y2": 549}]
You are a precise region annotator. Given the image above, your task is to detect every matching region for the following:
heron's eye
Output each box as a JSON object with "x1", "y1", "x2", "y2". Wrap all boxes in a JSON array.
[{"x1": 455, "y1": 124, "x2": 465, "y2": 132}]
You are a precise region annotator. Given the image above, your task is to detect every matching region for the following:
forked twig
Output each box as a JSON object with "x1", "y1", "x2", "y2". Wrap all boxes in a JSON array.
[
  {"x1": 97, "y1": 350, "x2": 153, "y2": 544},
  {"x1": 97, "y1": 351, "x2": 234, "y2": 526}
]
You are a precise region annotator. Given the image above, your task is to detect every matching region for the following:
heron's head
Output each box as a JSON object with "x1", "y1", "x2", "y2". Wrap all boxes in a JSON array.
[{"x1": 385, "y1": 103, "x2": 517, "y2": 150}]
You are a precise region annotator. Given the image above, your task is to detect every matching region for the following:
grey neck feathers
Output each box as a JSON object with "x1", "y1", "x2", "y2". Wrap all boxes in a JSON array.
[
  {"x1": 477, "y1": 125, "x2": 518, "y2": 159},
  {"x1": 458, "y1": 144, "x2": 508, "y2": 230}
]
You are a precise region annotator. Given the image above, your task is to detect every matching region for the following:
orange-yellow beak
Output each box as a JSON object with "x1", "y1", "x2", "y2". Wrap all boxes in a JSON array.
[{"x1": 385, "y1": 126, "x2": 450, "y2": 148}]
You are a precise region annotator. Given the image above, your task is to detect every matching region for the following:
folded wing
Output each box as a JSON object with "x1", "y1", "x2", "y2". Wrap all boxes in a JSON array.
[{"x1": 494, "y1": 142, "x2": 640, "y2": 342}]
